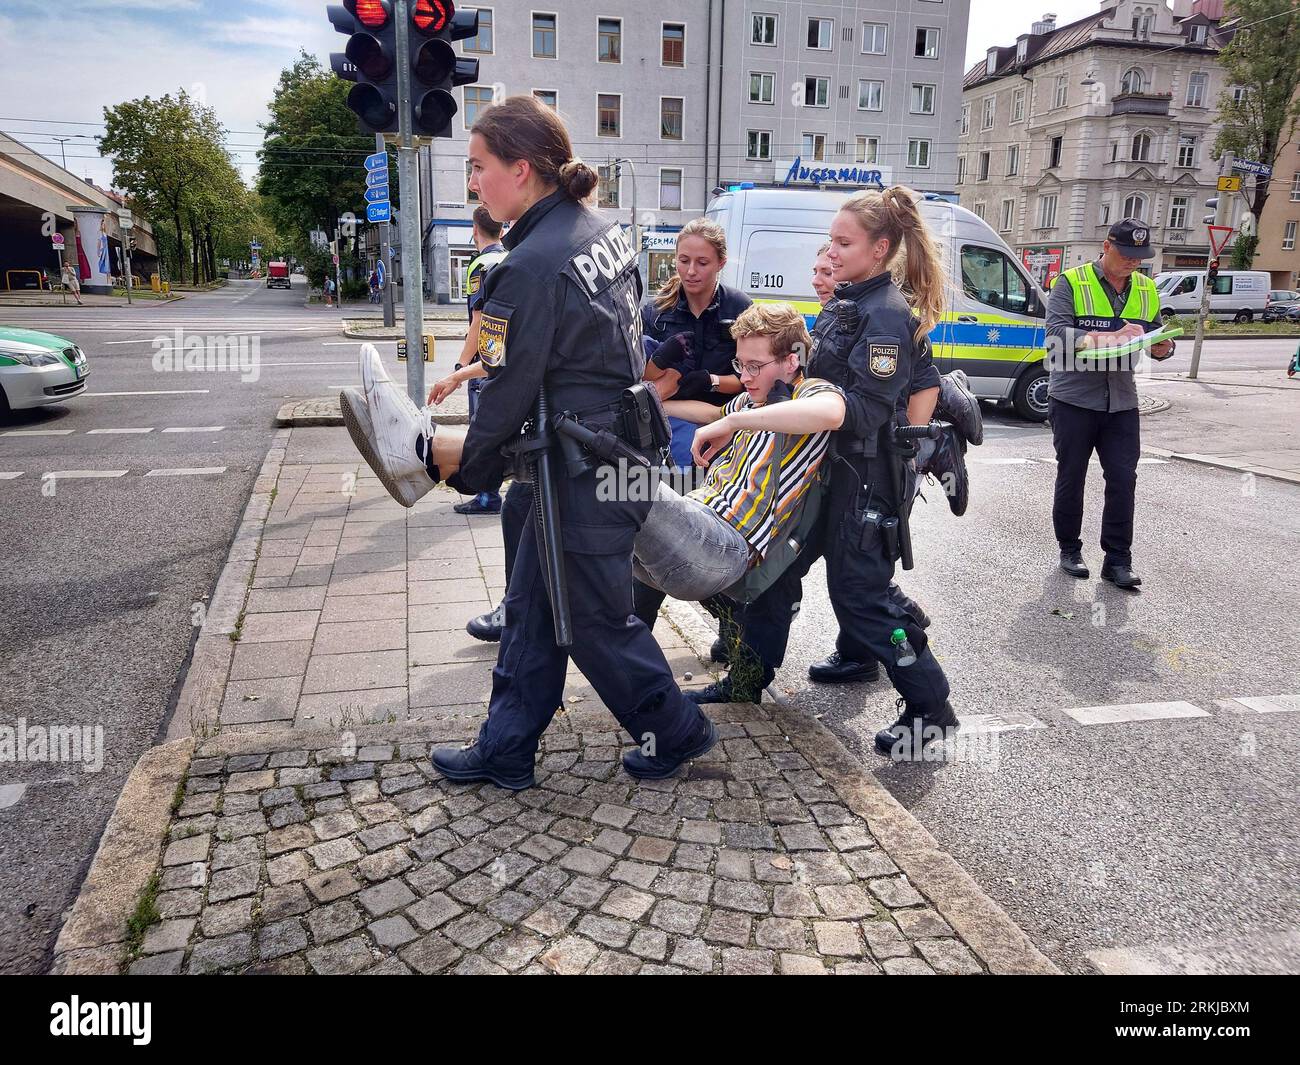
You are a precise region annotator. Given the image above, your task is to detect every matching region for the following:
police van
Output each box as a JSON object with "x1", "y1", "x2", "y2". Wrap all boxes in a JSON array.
[
  {"x1": 1152, "y1": 269, "x2": 1269, "y2": 322},
  {"x1": 706, "y1": 186, "x2": 1051, "y2": 420}
]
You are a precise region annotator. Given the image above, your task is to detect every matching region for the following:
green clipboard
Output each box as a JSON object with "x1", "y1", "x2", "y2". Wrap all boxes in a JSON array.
[{"x1": 1078, "y1": 326, "x2": 1182, "y2": 361}]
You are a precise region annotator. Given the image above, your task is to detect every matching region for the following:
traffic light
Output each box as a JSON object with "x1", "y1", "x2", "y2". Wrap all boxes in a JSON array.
[
  {"x1": 409, "y1": 1, "x2": 480, "y2": 137},
  {"x1": 1207, "y1": 257, "x2": 1219, "y2": 285},
  {"x1": 329, "y1": 0, "x2": 398, "y2": 132},
  {"x1": 1202, "y1": 196, "x2": 1219, "y2": 225}
]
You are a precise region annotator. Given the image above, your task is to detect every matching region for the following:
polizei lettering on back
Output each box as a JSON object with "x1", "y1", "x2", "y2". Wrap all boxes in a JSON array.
[{"x1": 571, "y1": 224, "x2": 638, "y2": 295}]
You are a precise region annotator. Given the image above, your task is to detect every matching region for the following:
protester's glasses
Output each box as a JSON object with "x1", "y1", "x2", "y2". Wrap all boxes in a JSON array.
[{"x1": 732, "y1": 358, "x2": 779, "y2": 377}]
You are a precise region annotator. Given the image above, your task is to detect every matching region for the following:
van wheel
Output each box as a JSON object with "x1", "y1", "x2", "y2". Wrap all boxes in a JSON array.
[
  {"x1": 1160, "y1": 308, "x2": 1177, "y2": 322},
  {"x1": 1234, "y1": 310, "x2": 1252, "y2": 323},
  {"x1": 1012, "y1": 365, "x2": 1050, "y2": 422}
]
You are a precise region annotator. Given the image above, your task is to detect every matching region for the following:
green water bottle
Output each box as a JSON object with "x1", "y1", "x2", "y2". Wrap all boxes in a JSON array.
[{"x1": 891, "y1": 628, "x2": 916, "y2": 667}]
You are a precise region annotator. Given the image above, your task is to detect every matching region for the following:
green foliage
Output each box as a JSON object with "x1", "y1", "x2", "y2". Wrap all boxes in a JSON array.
[{"x1": 1231, "y1": 231, "x2": 1259, "y2": 270}]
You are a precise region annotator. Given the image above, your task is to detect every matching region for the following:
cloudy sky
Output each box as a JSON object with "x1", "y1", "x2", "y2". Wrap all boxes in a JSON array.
[{"x1": 1, "y1": 0, "x2": 1105, "y2": 190}]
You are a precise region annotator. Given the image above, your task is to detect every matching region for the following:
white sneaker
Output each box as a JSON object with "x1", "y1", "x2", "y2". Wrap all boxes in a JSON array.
[{"x1": 339, "y1": 344, "x2": 436, "y2": 507}]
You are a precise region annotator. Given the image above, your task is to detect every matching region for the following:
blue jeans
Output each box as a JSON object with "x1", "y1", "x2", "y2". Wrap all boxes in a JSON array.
[{"x1": 632, "y1": 482, "x2": 751, "y2": 602}]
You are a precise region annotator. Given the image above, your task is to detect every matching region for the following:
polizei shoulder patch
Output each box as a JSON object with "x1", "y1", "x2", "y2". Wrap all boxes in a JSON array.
[
  {"x1": 868, "y1": 342, "x2": 899, "y2": 378},
  {"x1": 478, "y1": 312, "x2": 509, "y2": 367}
]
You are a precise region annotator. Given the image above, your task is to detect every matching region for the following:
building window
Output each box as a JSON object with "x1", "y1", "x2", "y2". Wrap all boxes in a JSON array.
[
  {"x1": 598, "y1": 18, "x2": 621, "y2": 63},
  {"x1": 807, "y1": 17, "x2": 833, "y2": 50},
  {"x1": 1232, "y1": 86, "x2": 1249, "y2": 105},
  {"x1": 533, "y1": 89, "x2": 557, "y2": 109},
  {"x1": 858, "y1": 80, "x2": 883, "y2": 111},
  {"x1": 1132, "y1": 12, "x2": 1153, "y2": 39},
  {"x1": 747, "y1": 130, "x2": 772, "y2": 160},
  {"x1": 977, "y1": 151, "x2": 990, "y2": 181},
  {"x1": 749, "y1": 72, "x2": 775, "y2": 104},
  {"x1": 465, "y1": 159, "x2": 479, "y2": 203},
  {"x1": 804, "y1": 77, "x2": 830, "y2": 107},
  {"x1": 1121, "y1": 67, "x2": 1145, "y2": 94},
  {"x1": 1000, "y1": 199, "x2": 1015, "y2": 232},
  {"x1": 660, "y1": 97, "x2": 683, "y2": 140},
  {"x1": 982, "y1": 96, "x2": 995, "y2": 130},
  {"x1": 463, "y1": 85, "x2": 494, "y2": 129},
  {"x1": 1100, "y1": 202, "x2": 1111, "y2": 225},
  {"x1": 1006, "y1": 144, "x2": 1019, "y2": 176},
  {"x1": 1131, "y1": 131, "x2": 1151, "y2": 162},
  {"x1": 752, "y1": 13, "x2": 776, "y2": 46},
  {"x1": 910, "y1": 84, "x2": 936, "y2": 115},
  {"x1": 1054, "y1": 75, "x2": 1067, "y2": 109},
  {"x1": 662, "y1": 23, "x2": 685, "y2": 66},
  {"x1": 1189, "y1": 23, "x2": 1208, "y2": 45},
  {"x1": 1285, "y1": 221, "x2": 1298, "y2": 251},
  {"x1": 960, "y1": 104, "x2": 970, "y2": 136},
  {"x1": 659, "y1": 168, "x2": 682, "y2": 211},
  {"x1": 1017, "y1": 39, "x2": 1028, "y2": 61},
  {"x1": 915, "y1": 27, "x2": 940, "y2": 59},
  {"x1": 597, "y1": 164, "x2": 620, "y2": 208},
  {"x1": 1177, "y1": 135, "x2": 1197, "y2": 168},
  {"x1": 1012, "y1": 88, "x2": 1025, "y2": 122},
  {"x1": 1037, "y1": 194, "x2": 1058, "y2": 229},
  {"x1": 802, "y1": 132, "x2": 826, "y2": 162},
  {"x1": 1291, "y1": 173, "x2": 1300, "y2": 201},
  {"x1": 463, "y1": 7, "x2": 493, "y2": 53},
  {"x1": 908, "y1": 139, "x2": 931, "y2": 168},
  {"x1": 1186, "y1": 72, "x2": 1208, "y2": 108},
  {"x1": 1168, "y1": 196, "x2": 1189, "y2": 230},
  {"x1": 1123, "y1": 193, "x2": 1147, "y2": 220},
  {"x1": 862, "y1": 22, "x2": 887, "y2": 54},
  {"x1": 1049, "y1": 135, "x2": 1063, "y2": 168},
  {"x1": 956, "y1": 156, "x2": 966, "y2": 184},
  {"x1": 598, "y1": 94, "x2": 621, "y2": 137},
  {"x1": 972, "y1": 202, "x2": 986, "y2": 221},
  {"x1": 856, "y1": 135, "x2": 879, "y2": 164},
  {"x1": 533, "y1": 12, "x2": 557, "y2": 58}
]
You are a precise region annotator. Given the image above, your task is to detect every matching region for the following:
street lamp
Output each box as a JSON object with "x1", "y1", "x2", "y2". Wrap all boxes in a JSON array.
[
  {"x1": 51, "y1": 136, "x2": 71, "y2": 170},
  {"x1": 610, "y1": 157, "x2": 639, "y2": 263}
]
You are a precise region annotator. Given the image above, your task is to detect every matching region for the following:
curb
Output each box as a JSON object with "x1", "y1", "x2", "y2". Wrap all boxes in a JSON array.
[
  {"x1": 162, "y1": 428, "x2": 290, "y2": 743},
  {"x1": 661, "y1": 597, "x2": 1061, "y2": 976},
  {"x1": 1140, "y1": 445, "x2": 1300, "y2": 486},
  {"x1": 274, "y1": 398, "x2": 469, "y2": 428},
  {"x1": 50, "y1": 738, "x2": 194, "y2": 975}
]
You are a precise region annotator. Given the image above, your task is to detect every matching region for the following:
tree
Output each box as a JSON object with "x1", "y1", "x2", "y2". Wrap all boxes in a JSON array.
[
  {"x1": 1213, "y1": 0, "x2": 1300, "y2": 238},
  {"x1": 256, "y1": 52, "x2": 376, "y2": 256}
]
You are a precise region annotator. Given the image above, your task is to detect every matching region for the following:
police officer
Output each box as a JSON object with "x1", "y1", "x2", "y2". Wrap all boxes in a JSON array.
[
  {"x1": 1046, "y1": 218, "x2": 1174, "y2": 589},
  {"x1": 339, "y1": 96, "x2": 716, "y2": 788},
  {"x1": 806, "y1": 187, "x2": 957, "y2": 757}
]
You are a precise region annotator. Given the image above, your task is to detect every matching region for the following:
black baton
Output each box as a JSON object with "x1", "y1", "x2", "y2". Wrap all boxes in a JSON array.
[{"x1": 530, "y1": 387, "x2": 572, "y2": 646}]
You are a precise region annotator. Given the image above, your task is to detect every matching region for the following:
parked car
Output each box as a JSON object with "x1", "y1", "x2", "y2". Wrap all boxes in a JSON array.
[
  {"x1": 0, "y1": 327, "x2": 89, "y2": 413},
  {"x1": 1263, "y1": 289, "x2": 1300, "y2": 322}
]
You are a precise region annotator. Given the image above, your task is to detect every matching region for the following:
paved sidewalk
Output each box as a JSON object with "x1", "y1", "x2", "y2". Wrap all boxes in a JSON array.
[{"x1": 52, "y1": 429, "x2": 1056, "y2": 976}]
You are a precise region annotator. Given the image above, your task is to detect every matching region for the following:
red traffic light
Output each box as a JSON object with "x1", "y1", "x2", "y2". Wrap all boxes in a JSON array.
[
  {"x1": 412, "y1": 0, "x2": 452, "y2": 34},
  {"x1": 349, "y1": 0, "x2": 391, "y2": 28}
]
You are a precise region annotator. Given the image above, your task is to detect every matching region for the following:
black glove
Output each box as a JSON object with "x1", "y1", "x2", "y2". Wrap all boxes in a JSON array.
[
  {"x1": 650, "y1": 331, "x2": 694, "y2": 373},
  {"x1": 673, "y1": 369, "x2": 714, "y2": 401}
]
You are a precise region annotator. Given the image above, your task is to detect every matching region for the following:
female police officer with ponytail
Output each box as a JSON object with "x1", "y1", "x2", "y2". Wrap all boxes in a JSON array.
[
  {"x1": 808, "y1": 186, "x2": 958, "y2": 756},
  {"x1": 339, "y1": 96, "x2": 715, "y2": 788}
]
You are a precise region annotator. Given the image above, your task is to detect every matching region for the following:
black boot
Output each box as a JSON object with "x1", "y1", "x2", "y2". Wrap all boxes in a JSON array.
[
  {"x1": 466, "y1": 602, "x2": 504, "y2": 642},
  {"x1": 874, "y1": 699, "x2": 960, "y2": 759},
  {"x1": 685, "y1": 671, "x2": 771, "y2": 704},
  {"x1": 808, "y1": 652, "x2": 880, "y2": 684},
  {"x1": 709, "y1": 637, "x2": 730, "y2": 665},
  {"x1": 622, "y1": 711, "x2": 718, "y2": 779},
  {"x1": 1100, "y1": 561, "x2": 1142, "y2": 589},
  {"x1": 430, "y1": 740, "x2": 534, "y2": 790},
  {"x1": 1059, "y1": 550, "x2": 1089, "y2": 579}
]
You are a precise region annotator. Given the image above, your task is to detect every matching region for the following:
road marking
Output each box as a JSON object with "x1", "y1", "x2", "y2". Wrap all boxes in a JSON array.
[
  {"x1": 87, "y1": 427, "x2": 153, "y2": 434},
  {"x1": 161, "y1": 426, "x2": 225, "y2": 433},
  {"x1": 956, "y1": 711, "x2": 1046, "y2": 735},
  {"x1": 86, "y1": 390, "x2": 210, "y2": 397},
  {"x1": 259, "y1": 361, "x2": 357, "y2": 366},
  {"x1": 44, "y1": 470, "x2": 130, "y2": 479},
  {"x1": 145, "y1": 467, "x2": 228, "y2": 477},
  {"x1": 0, "y1": 784, "x2": 26, "y2": 811},
  {"x1": 1061, "y1": 700, "x2": 1209, "y2": 726},
  {"x1": 2, "y1": 429, "x2": 75, "y2": 437},
  {"x1": 321, "y1": 340, "x2": 398, "y2": 346},
  {"x1": 1226, "y1": 695, "x2": 1300, "y2": 714},
  {"x1": 0, "y1": 472, "x2": 22, "y2": 479}
]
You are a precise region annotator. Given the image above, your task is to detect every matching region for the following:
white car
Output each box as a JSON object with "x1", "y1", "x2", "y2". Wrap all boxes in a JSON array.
[{"x1": 0, "y1": 327, "x2": 89, "y2": 412}]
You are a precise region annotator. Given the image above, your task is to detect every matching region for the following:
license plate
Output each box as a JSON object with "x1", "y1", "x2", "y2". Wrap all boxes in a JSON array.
[{"x1": 76, "y1": 363, "x2": 87, "y2": 378}]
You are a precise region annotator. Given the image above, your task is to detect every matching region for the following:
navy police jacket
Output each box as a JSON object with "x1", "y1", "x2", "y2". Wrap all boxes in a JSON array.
[
  {"x1": 448, "y1": 189, "x2": 645, "y2": 495},
  {"x1": 640, "y1": 281, "x2": 751, "y2": 405}
]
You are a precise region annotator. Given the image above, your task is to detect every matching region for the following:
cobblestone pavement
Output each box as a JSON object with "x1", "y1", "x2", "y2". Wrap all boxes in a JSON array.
[{"x1": 129, "y1": 713, "x2": 984, "y2": 976}]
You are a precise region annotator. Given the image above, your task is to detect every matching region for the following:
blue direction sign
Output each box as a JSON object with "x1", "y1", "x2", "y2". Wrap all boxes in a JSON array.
[
  {"x1": 364, "y1": 151, "x2": 388, "y2": 172},
  {"x1": 1233, "y1": 158, "x2": 1273, "y2": 178},
  {"x1": 365, "y1": 168, "x2": 388, "y2": 188},
  {"x1": 365, "y1": 185, "x2": 390, "y2": 203},
  {"x1": 376, "y1": 260, "x2": 386, "y2": 287},
  {"x1": 367, "y1": 202, "x2": 392, "y2": 223}
]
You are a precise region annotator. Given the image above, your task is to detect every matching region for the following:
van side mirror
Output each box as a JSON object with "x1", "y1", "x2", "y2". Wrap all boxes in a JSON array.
[{"x1": 1027, "y1": 291, "x2": 1043, "y2": 317}]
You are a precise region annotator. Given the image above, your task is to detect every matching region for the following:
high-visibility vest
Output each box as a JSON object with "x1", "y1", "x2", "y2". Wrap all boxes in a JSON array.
[
  {"x1": 465, "y1": 248, "x2": 507, "y2": 299},
  {"x1": 1062, "y1": 261, "x2": 1158, "y2": 331}
]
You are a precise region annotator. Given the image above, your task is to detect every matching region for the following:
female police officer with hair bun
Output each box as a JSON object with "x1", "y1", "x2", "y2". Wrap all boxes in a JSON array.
[
  {"x1": 341, "y1": 95, "x2": 715, "y2": 789},
  {"x1": 808, "y1": 185, "x2": 960, "y2": 757}
]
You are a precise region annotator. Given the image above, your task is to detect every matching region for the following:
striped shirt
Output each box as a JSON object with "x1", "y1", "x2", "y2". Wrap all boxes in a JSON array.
[{"x1": 689, "y1": 376, "x2": 840, "y2": 559}]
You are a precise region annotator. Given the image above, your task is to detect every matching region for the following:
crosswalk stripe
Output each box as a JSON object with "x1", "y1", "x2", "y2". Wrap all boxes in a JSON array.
[
  {"x1": 1061, "y1": 700, "x2": 1209, "y2": 726},
  {"x1": 161, "y1": 426, "x2": 225, "y2": 433},
  {"x1": 87, "y1": 427, "x2": 153, "y2": 434},
  {"x1": 2, "y1": 429, "x2": 75, "y2": 437},
  {"x1": 0, "y1": 472, "x2": 22, "y2": 479},
  {"x1": 1226, "y1": 695, "x2": 1300, "y2": 714},
  {"x1": 44, "y1": 470, "x2": 130, "y2": 479},
  {"x1": 145, "y1": 467, "x2": 228, "y2": 477},
  {"x1": 956, "y1": 711, "x2": 1046, "y2": 735},
  {"x1": 86, "y1": 390, "x2": 210, "y2": 397}
]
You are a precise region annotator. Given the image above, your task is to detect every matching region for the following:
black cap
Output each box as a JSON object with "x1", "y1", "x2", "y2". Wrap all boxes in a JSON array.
[{"x1": 1107, "y1": 217, "x2": 1155, "y2": 259}]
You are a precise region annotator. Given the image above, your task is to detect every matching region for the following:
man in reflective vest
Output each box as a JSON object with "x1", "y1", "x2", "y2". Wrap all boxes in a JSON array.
[{"x1": 1045, "y1": 218, "x2": 1176, "y2": 589}]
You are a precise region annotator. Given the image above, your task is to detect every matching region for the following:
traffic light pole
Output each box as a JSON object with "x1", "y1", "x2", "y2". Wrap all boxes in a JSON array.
[
  {"x1": 394, "y1": 0, "x2": 427, "y2": 406},
  {"x1": 1189, "y1": 151, "x2": 1234, "y2": 381},
  {"x1": 375, "y1": 132, "x2": 396, "y2": 328}
]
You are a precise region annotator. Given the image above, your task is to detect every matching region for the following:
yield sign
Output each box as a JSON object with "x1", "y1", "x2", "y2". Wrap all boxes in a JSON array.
[{"x1": 1207, "y1": 225, "x2": 1234, "y2": 256}]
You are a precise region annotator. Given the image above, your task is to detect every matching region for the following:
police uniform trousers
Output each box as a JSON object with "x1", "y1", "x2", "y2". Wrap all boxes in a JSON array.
[
  {"x1": 820, "y1": 454, "x2": 950, "y2": 709},
  {"x1": 477, "y1": 466, "x2": 703, "y2": 772},
  {"x1": 1049, "y1": 398, "x2": 1139, "y2": 566}
]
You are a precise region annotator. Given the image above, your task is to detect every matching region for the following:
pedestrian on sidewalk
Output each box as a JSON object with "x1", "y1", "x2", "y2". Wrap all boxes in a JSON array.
[
  {"x1": 323, "y1": 275, "x2": 335, "y2": 307},
  {"x1": 62, "y1": 263, "x2": 83, "y2": 306},
  {"x1": 1287, "y1": 344, "x2": 1299, "y2": 378},
  {"x1": 1046, "y1": 219, "x2": 1175, "y2": 590},
  {"x1": 338, "y1": 95, "x2": 717, "y2": 788}
]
